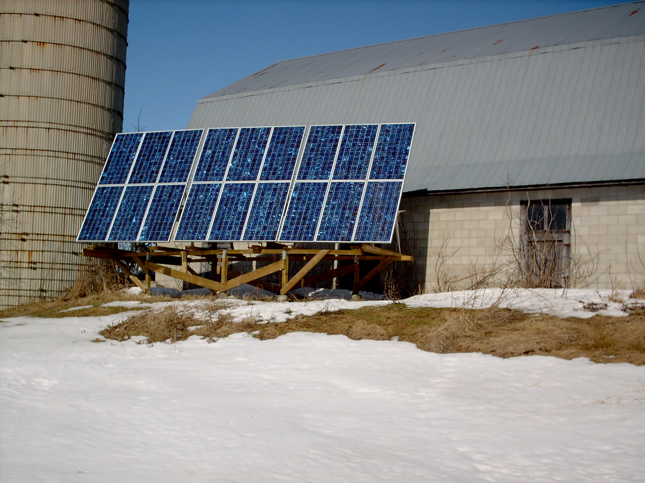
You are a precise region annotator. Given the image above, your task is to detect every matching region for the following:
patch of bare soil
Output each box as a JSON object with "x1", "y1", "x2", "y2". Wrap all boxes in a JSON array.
[{"x1": 100, "y1": 303, "x2": 645, "y2": 365}]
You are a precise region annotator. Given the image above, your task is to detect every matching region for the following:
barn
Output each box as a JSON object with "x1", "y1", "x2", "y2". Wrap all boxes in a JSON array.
[{"x1": 185, "y1": 2, "x2": 645, "y2": 292}]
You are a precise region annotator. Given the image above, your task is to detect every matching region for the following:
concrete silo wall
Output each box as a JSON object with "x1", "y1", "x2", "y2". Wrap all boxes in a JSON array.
[{"x1": 0, "y1": 0, "x2": 129, "y2": 308}]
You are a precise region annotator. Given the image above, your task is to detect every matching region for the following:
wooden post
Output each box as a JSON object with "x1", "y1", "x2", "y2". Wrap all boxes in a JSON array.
[
  {"x1": 181, "y1": 250, "x2": 188, "y2": 273},
  {"x1": 352, "y1": 255, "x2": 360, "y2": 295},
  {"x1": 145, "y1": 251, "x2": 151, "y2": 293},
  {"x1": 220, "y1": 249, "x2": 228, "y2": 284},
  {"x1": 281, "y1": 250, "x2": 289, "y2": 289}
]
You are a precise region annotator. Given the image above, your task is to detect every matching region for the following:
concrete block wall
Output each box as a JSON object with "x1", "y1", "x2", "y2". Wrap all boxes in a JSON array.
[{"x1": 401, "y1": 184, "x2": 645, "y2": 292}]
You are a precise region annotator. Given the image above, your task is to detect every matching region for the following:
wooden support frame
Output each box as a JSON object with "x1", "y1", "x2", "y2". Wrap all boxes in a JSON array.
[{"x1": 83, "y1": 243, "x2": 413, "y2": 296}]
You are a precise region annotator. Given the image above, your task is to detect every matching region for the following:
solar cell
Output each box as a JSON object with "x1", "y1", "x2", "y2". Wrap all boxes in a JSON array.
[
  {"x1": 332, "y1": 125, "x2": 378, "y2": 180},
  {"x1": 208, "y1": 183, "x2": 255, "y2": 240},
  {"x1": 128, "y1": 131, "x2": 173, "y2": 184},
  {"x1": 316, "y1": 182, "x2": 364, "y2": 242},
  {"x1": 139, "y1": 184, "x2": 186, "y2": 241},
  {"x1": 193, "y1": 128, "x2": 238, "y2": 182},
  {"x1": 369, "y1": 124, "x2": 414, "y2": 180},
  {"x1": 99, "y1": 133, "x2": 142, "y2": 185},
  {"x1": 77, "y1": 186, "x2": 123, "y2": 241},
  {"x1": 226, "y1": 127, "x2": 271, "y2": 181},
  {"x1": 175, "y1": 183, "x2": 222, "y2": 241},
  {"x1": 297, "y1": 125, "x2": 343, "y2": 180},
  {"x1": 158, "y1": 130, "x2": 203, "y2": 183},
  {"x1": 243, "y1": 183, "x2": 290, "y2": 241},
  {"x1": 353, "y1": 182, "x2": 403, "y2": 242},
  {"x1": 108, "y1": 185, "x2": 154, "y2": 241},
  {"x1": 260, "y1": 126, "x2": 305, "y2": 181},
  {"x1": 279, "y1": 182, "x2": 327, "y2": 241}
]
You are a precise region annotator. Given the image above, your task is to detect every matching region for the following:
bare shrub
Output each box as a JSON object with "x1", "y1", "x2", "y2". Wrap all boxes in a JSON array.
[{"x1": 64, "y1": 259, "x2": 130, "y2": 300}]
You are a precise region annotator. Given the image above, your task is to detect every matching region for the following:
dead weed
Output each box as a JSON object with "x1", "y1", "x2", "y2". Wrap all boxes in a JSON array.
[{"x1": 98, "y1": 302, "x2": 645, "y2": 365}]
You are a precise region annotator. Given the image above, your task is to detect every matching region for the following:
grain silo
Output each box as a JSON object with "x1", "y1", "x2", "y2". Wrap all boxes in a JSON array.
[{"x1": 0, "y1": 0, "x2": 129, "y2": 308}]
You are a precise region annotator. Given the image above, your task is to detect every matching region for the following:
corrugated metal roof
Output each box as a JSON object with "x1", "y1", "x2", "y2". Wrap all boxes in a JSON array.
[
  {"x1": 207, "y1": 2, "x2": 645, "y2": 98},
  {"x1": 189, "y1": 3, "x2": 645, "y2": 193}
]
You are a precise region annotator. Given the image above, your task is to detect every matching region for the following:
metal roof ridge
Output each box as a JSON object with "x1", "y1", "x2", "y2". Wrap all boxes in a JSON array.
[{"x1": 198, "y1": 34, "x2": 645, "y2": 104}]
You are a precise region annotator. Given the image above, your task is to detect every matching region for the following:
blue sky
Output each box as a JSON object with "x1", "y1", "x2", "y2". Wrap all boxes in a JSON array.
[{"x1": 123, "y1": 0, "x2": 628, "y2": 132}]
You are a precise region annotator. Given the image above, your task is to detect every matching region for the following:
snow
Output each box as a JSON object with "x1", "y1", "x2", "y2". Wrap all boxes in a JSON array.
[{"x1": 1, "y1": 288, "x2": 644, "y2": 481}]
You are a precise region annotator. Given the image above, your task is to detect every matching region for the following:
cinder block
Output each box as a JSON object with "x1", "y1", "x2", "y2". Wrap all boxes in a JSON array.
[{"x1": 627, "y1": 204, "x2": 645, "y2": 215}]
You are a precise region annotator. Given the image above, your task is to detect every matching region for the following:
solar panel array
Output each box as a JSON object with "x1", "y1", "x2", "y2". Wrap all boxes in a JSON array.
[{"x1": 78, "y1": 123, "x2": 415, "y2": 244}]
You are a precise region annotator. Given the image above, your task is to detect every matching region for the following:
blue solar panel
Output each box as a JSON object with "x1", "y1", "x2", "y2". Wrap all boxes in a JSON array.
[
  {"x1": 79, "y1": 123, "x2": 414, "y2": 244},
  {"x1": 194, "y1": 129, "x2": 238, "y2": 182},
  {"x1": 128, "y1": 132, "x2": 173, "y2": 184},
  {"x1": 316, "y1": 182, "x2": 364, "y2": 242},
  {"x1": 243, "y1": 183, "x2": 290, "y2": 241},
  {"x1": 226, "y1": 128, "x2": 271, "y2": 181},
  {"x1": 259, "y1": 127, "x2": 305, "y2": 181},
  {"x1": 279, "y1": 182, "x2": 327, "y2": 241},
  {"x1": 175, "y1": 183, "x2": 222, "y2": 241},
  {"x1": 297, "y1": 125, "x2": 343, "y2": 180},
  {"x1": 353, "y1": 182, "x2": 403, "y2": 242},
  {"x1": 139, "y1": 185, "x2": 186, "y2": 241},
  {"x1": 369, "y1": 124, "x2": 414, "y2": 180},
  {"x1": 99, "y1": 133, "x2": 142, "y2": 185},
  {"x1": 108, "y1": 185, "x2": 154, "y2": 241},
  {"x1": 332, "y1": 125, "x2": 378, "y2": 180},
  {"x1": 158, "y1": 130, "x2": 203, "y2": 183},
  {"x1": 77, "y1": 186, "x2": 123, "y2": 241},
  {"x1": 208, "y1": 183, "x2": 255, "y2": 240}
]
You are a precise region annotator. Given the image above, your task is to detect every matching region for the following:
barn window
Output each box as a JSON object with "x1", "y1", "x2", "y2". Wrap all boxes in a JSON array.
[{"x1": 520, "y1": 199, "x2": 571, "y2": 288}]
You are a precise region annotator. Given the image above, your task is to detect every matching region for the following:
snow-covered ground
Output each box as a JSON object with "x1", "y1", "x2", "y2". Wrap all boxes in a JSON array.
[{"x1": 1, "y1": 289, "x2": 644, "y2": 482}]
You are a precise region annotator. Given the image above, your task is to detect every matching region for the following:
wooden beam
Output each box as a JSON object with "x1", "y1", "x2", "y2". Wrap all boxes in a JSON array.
[
  {"x1": 109, "y1": 257, "x2": 146, "y2": 291},
  {"x1": 357, "y1": 246, "x2": 413, "y2": 261},
  {"x1": 280, "y1": 249, "x2": 330, "y2": 295},
  {"x1": 181, "y1": 251, "x2": 188, "y2": 273},
  {"x1": 356, "y1": 257, "x2": 395, "y2": 291},
  {"x1": 220, "y1": 260, "x2": 286, "y2": 292},
  {"x1": 146, "y1": 261, "x2": 223, "y2": 292}
]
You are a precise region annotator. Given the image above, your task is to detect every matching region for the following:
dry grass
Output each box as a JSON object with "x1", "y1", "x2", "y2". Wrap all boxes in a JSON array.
[
  {"x1": 0, "y1": 291, "x2": 179, "y2": 319},
  {"x1": 630, "y1": 288, "x2": 645, "y2": 300},
  {"x1": 99, "y1": 302, "x2": 645, "y2": 365}
]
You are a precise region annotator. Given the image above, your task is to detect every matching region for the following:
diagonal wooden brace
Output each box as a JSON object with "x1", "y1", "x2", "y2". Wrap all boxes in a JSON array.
[{"x1": 280, "y1": 249, "x2": 330, "y2": 295}]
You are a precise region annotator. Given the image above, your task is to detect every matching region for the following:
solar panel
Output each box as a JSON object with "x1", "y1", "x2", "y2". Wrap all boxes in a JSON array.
[
  {"x1": 159, "y1": 130, "x2": 203, "y2": 183},
  {"x1": 243, "y1": 182, "x2": 290, "y2": 241},
  {"x1": 79, "y1": 123, "x2": 415, "y2": 244},
  {"x1": 99, "y1": 133, "x2": 142, "y2": 185},
  {"x1": 128, "y1": 131, "x2": 173, "y2": 184},
  {"x1": 77, "y1": 186, "x2": 123, "y2": 241},
  {"x1": 316, "y1": 182, "x2": 364, "y2": 242},
  {"x1": 208, "y1": 183, "x2": 255, "y2": 241},
  {"x1": 332, "y1": 124, "x2": 378, "y2": 180},
  {"x1": 226, "y1": 127, "x2": 271, "y2": 181},
  {"x1": 174, "y1": 183, "x2": 222, "y2": 241},
  {"x1": 297, "y1": 125, "x2": 343, "y2": 180},
  {"x1": 193, "y1": 129, "x2": 238, "y2": 182},
  {"x1": 369, "y1": 123, "x2": 414, "y2": 180},
  {"x1": 279, "y1": 182, "x2": 328, "y2": 242},
  {"x1": 354, "y1": 182, "x2": 403, "y2": 242},
  {"x1": 108, "y1": 185, "x2": 154, "y2": 241},
  {"x1": 139, "y1": 184, "x2": 186, "y2": 241},
  {"x1": 260, "y1": 126, "x2": 305, "y2": 181},
  {"x1": 78, "y1": 129, "x2": 206, "y2": 242}
]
